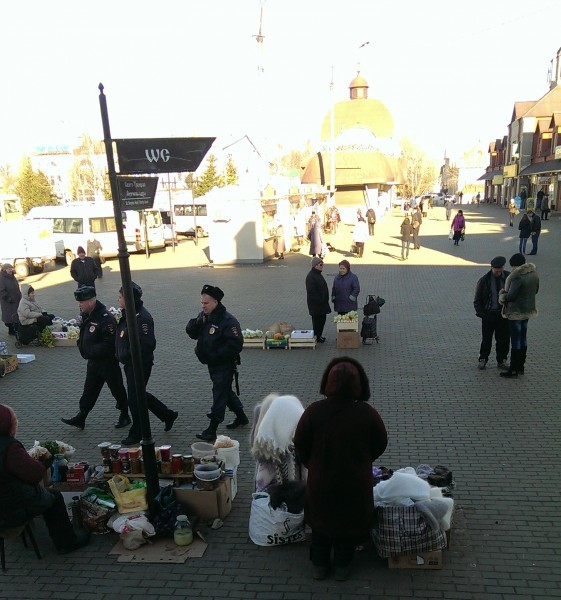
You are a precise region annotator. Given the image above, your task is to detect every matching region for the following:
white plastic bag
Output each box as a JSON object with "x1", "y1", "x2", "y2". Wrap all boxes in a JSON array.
[
  {"x1": 448, "y1": 229, "x2": 454, "y2": 240},
  {"x1": 248, "y1": 492, "x2": 305, "y2": 546}
]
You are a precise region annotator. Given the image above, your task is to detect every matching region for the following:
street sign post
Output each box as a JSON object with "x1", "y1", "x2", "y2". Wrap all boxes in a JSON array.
[{"x1": 117, "y1": 176, "x2": 159, "y2": 210}]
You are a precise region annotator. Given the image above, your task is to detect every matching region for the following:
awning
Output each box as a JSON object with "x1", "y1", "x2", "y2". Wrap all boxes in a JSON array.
[
  {"x1": 478, "y1": 170, "x2": 502, "y2": 181},
  {"x1": 519, "y1": 159, "x2": 561, "y2": 175}
]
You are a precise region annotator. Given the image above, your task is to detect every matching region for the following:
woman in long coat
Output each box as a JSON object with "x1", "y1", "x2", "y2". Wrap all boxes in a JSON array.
[
  {"x1": 451, "y1": 210, "x2": 465, "y2": 246},
  {"x1": 294, "y1": 357, "x2": 388, "y2": 581},
  {"x1": 0, "y1": 263, "x2": 22, "y2": 335},
  {"x1": 331, "y1": 260, "x2": 360, "y2": 314},
  {"x1": 308, "y1": 217, "x2": 323, "y2": 257},
  {"x1": 305, "y1": 257, "x2": 331, "y2": 343},
  {"x1": 518, "y1": 213, "x2": 532, "y2": 253}
]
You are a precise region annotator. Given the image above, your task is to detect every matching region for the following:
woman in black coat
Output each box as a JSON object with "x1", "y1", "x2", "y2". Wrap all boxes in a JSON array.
[
  {"x1": 294, "y1": 357, "x2": 388, "y2": 581},
  {"x1": 518, "y1": 214, "x2": 532, "y2": 254},
  {"x1": 305, "y1": 257, "x2": 331, "y2": 343},
  {"x1": 0, "y1": 263, "x2": 22, "y2": 335}
]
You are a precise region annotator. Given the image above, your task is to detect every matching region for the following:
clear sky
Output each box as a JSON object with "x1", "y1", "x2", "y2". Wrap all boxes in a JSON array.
[{"x1": 1, "y1": 0, "x2": 560, "y2": 168}]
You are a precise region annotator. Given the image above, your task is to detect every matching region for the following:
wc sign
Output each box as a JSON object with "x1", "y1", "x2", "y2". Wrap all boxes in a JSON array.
[{"x1": 115, "y1": 137, "x2": 216, "y2": 174}]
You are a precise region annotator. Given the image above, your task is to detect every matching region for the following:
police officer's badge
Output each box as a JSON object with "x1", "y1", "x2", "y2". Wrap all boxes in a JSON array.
[
  {"x1": 120, "y1": 330, "x2": 125, "y2": 337},
  {"x1": 89, "y1": 325, "x2": 96, "y2": 333},
  {"x1": 141, "y1": 324, "x2": 149, "y2": 335},
  {"x1": 209, "y1": 326, "x2": 216, "y2": 335}
]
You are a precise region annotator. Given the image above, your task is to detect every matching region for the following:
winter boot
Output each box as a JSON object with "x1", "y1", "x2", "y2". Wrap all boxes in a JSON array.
[
  {"x1": 61, "y1": 410, "x2": 88, "y2": 430},
  {"x1": 500, "y1": 349, "x2": 520, "y2": 378},
  {"x1": 196, "y1": 418, "x2": 219, "y2": 442},
  {"x1": 114, "y1": 411, "x2": 131, "y2": 429},
  {"x1": 226, "y1": 410, "x2": 249, "y2": 430},
  {"x1": 518, "y1": 347, "x2": 527, "y2": 375}
]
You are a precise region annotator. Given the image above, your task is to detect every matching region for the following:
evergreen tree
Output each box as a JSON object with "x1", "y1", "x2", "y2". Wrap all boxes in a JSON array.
[
  {"x1": 223, "y1": 154, "x2": 238, "y2": 186},
  {"x1": 194, "y1": 154, "x2": 221, "y2": 198},
  {"x1": 14, "y1": 157, "x2": 58, "y2": 214}
]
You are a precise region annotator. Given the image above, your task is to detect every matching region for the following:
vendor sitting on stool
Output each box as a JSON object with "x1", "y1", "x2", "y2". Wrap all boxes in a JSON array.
[
  {"x1": 0, "y1": 403, "x2": 90, "y2": 554},
  {"x1": 17, "y1": 286, "x2": 54, "y2": 344}
]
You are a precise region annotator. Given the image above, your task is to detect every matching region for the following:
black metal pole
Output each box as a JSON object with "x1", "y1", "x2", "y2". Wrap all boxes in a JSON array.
[
  {"x1": 144, "y1": 211, "x2": 150, "y2": 259},
  {"x1": 98, "y1": 83, "x2": 159, "y2": 514}
]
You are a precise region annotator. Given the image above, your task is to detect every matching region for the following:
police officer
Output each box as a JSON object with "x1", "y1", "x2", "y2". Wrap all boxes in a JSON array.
[
  {"x1": 186, "y1": 285, "x2": 247, "y2": 442},
  {"x1": 61, "y1": 286, "x2": 130, "y2": 430},
  {"x1": 116, "y1": 282, "x2": 178, "y2": 446}
]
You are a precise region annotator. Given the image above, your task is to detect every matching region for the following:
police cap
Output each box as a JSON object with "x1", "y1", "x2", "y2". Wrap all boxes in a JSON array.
[
  {"x1": 201, "y1": 284, "x2": 224, "y2": 302},
  {"x1": 74, "y1": 285, "x2": 96, "y2": 301}
]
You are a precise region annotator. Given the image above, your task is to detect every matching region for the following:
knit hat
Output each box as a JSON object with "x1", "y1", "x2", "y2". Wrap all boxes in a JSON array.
[
  {"x1": 119, "y1": 282, "x2": 143, "y2": 302},
  {"x1": 74, "y1": 285, "x2": 96, "y2": 301},
  {"x1": 77, "y1": 246, "x2": 86, "y2": 255},
  {"x1": 338, "y1": 260, "x2": 351, "y2": 271},
  {"x1": 490, "y1": 256, "x2": 506, "y2": 268},
  {"x1": 509, "y1": 253, "x2": 526, "y2": 267},
  {"x1": 201, "y1": 284, "x2": 224, "y2": 302},
  {"x1": 311, "y1": 257, "x2": 323, "y2": 268},
  {"x1": 1, "y1": 263, "x2": 12, "y2": 271}
]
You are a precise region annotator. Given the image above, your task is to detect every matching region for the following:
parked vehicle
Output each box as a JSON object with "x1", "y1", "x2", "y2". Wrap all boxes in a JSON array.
[
  {"x1": 154, "y1": 191, "x2": 208, "y2": 238},
  {"x1": 0, "y1": 219, "x2": 56, "y2": 277},
  {"x1": 26, "y1": 202, "x2": 165, "y2": 264}
]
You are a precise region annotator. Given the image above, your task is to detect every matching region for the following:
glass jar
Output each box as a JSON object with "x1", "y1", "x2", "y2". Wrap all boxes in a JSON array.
[
  {"x1": 171, "y1": 454, "x2": 183, "y2": 474},
  {"x1": 173, "y1": 515, "x2": 193, "y2": 546}
]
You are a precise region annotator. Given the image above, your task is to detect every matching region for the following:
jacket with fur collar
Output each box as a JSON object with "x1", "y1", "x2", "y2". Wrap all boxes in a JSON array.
[{"x1": 499, "y1": 263, "x2": 539, "y2": 320}]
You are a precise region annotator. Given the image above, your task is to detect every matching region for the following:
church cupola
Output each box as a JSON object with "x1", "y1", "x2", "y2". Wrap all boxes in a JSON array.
[{"x1": 349, "y1": 71, "x2": 369, "y2": 99}]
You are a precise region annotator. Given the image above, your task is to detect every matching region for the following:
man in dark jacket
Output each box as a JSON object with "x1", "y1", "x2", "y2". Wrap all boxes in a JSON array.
[
  {"x1": 186, "y1": 285, "x2": 246, "y2": 442},
  {"x1": 305, "y1": 257, "x2": 331, "y2": 343},
  {"x1": 474, "y1": 256, "x2": 510, "y2": 370},
  {"x1": 61, "y1": 286, "x2": 130, "y2": 430},
  {"x1": 0, "y1": 263, "x2": 22, "y2": 335},
  {"x1": 116, "y1": 283, "x2": 178, "y2": 446},
  {"x1": 527, "y1": 209, "x2": 541, "y2": 255},
  {"x1": 411, "y1": 206, "x2": 422, "y2": 249},
  {"x1": 70, "y1": 246, "x2": 100, "y2": 288}
]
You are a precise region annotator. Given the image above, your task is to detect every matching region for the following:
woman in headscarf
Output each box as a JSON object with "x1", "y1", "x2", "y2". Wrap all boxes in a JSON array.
[
  {"x1": 331, "y1": 260, "x2": 360, "y2": 315},
  {"x1": 17, "y1": 286, "x2": 54, "y2": 343},
  {"x1": 250, "y1": 393, "x2": 306, "y2": 492},
  {"x1": 0, "y1": 404, "x2": 89, "y2": 553},
  {"x1": 294, "y1": 358, "x2": 388, "y2": 582}
]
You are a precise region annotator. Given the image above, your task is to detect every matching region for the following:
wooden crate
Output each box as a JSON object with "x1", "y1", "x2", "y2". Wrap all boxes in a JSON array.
[
  {"x1": 288, "y1": 337, "x2": 316, "y2": 350},
  {"x1": 336, "y1": 320, "x2": 359, "y2": 332},
  {"x1": 243, "y1": 338, "x2": 265, "y2": 349}
]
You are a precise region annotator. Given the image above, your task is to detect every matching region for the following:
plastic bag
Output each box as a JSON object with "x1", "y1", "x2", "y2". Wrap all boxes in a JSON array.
[
  {"x1": 108, "y1": 475, "x2": 148, "y2": 514},
  {"x1": 248, "y1": 492, "x2": 305, "y2": 546},
  {"x1": 448, "y1": 229, "x2": 453, "y2": 240}
]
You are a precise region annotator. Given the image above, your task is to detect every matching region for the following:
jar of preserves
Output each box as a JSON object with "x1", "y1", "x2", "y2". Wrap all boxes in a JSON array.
[
  {"x1": 160, "y1": 460, "x2": 172, "y2": 475},
  {"x1": 173, "y1": 515, "x2": 193, "y2": 546},
  {"x1": 171, "y1": 454, "x2": 183, "y2": 474}
]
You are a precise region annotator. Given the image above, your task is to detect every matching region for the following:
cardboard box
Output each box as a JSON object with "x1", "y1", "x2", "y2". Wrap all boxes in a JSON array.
[
  {"x1": 336, "y1": 320, "x2": 359, "y2": 332},
  {"x1": 174, "y1": 477, "x2": 232, "y2": 521},
  {"x1": 290, "y1": 329, "x2": 314, "y2": 339},
  {"x1": 0, "y1": 354, "x2": 19, "y2": 375},
  {"x1": 388, "y1": 550, "x2": 443, "y2": 570},
  {"x1": 336, "y1": 331, "x2": 360, "y2": 349}
]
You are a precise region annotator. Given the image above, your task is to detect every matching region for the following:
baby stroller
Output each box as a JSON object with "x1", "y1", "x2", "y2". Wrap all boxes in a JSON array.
[{"x1": 361, "y1": 295, "x2": 385, "y2": 345}]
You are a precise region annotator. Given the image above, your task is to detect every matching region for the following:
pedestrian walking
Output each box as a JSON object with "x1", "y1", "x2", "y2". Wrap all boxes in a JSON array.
[
  {"x1": 305, "y1": 257, "x2": 331, "y2": 343},
  {"x1": 0, "y1": 263, "x2": 22, "y2": 336},
  {"x1": 308, "y1": 216, "x2": 323, "y2": 257},
  {"x1": 499, "y1": 253, "x2": 539, "y2": 378},
  {"x1": 186, "y1": 285, "x2": 247, "y2": 442},
  {"x1": 294, "y1": 357, "x2": 388, "y2": 581},
  {"x1": 365, "y1": 207, "x2": 376, "y2": 236},
  {"x1": 353, "y1": 213, "x2": 368, "y2": 258},
  {"x1": 86, "y1": 236, "x2": 103, "y2": 278},
  {"x1": 508, "y1": 199, "x2": 517, "y2": 227},
  {"x1": 444, "y1": 198, "x2": 453, "y2": 221},
  {"x1": 399, "y1": 216, "x2": 412, "y2": 260},
  {"x1": 70, "y1": 246, "x2": 100, "y2": 288},
  {"x1": 451, "y1": 210, "x2": 465, "y2": 246},
  {"x1": 411, "y1": 206, "x2": 422, "y2": 249},
  {"x1": 540, "y1": 195, "x2": 550, "y2": 220},
  {"x1": 116, "y1": 283, "x2": 178, "y2": 446},
  {"x1": 61, "y1": 286, "x2": 130, "y2": 430},
  {"x1": 474, "y1": 256, "x2": 510, "y2": 370},
  {"x1": 331, "y1": 260, "x2": 360, "y2": 315},
  {"x1": 527, "y1": 209, "x2": 541, "y2": 255},
  {"x1": 518, "y1": 213, "x2": 532, "y2": 254}
]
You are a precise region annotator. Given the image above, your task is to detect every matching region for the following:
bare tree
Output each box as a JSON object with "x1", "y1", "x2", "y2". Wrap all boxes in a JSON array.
[{"x1": 400, "y1": 139, "x2": 438, "y2": 198}]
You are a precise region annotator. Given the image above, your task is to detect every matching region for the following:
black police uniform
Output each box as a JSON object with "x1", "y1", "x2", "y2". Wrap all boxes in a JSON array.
[
  {"x1": 76, "y1": 300, "x2": 128, "y2": 416},
  {"x1": 116, "y1": 301, "x2": 176, "y2": 443},
  {"x1": 186, "y1": 302, "x2": 244, "y2": 425}
]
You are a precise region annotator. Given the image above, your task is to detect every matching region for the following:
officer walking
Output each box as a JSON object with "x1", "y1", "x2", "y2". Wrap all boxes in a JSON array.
[
  {"x1": 61, "y1": 286, "x2": 130, "y2": 430},
  {"x1": 474, "y1": 256, "x2": 510, "y2": 370},
  {"x1": 186, "y1": 285, "x2": 247, "y2": 442},
  {"x1": 116, "y1": 283, "x2": 178, "y2": 446}
]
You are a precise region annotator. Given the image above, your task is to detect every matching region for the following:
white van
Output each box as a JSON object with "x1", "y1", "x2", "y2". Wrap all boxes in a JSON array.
[
  {"x1": 121, "y1": 208, "x2": 166, "y2": 252},
  {"x1": 154, "y1": 191, "x2": 208, "y2": 238},
  {"x1": 26, "y1": 202, "x2": 165, "y2": 264}
]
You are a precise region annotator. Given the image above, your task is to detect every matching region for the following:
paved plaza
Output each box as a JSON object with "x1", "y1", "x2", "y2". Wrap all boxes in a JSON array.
[{"x1": 1, "y1": 203, "x2": 560, "y2": 600}]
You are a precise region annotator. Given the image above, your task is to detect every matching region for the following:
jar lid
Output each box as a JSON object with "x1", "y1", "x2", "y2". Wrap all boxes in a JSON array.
[{"x1": 176, "y1": 515, "x2": 188, "y2": 522}]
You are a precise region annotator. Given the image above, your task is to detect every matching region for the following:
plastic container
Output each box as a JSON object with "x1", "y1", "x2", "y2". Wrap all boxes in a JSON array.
[
  {"x1": 194, "y1": 463, "x2": 221, "y2": 481},
  {"x1": 215, "y1": 439, "x2": 240, "y2": 469},
  {"x1": 191, "y1": 442, "x2": 216, "y2": 459}
]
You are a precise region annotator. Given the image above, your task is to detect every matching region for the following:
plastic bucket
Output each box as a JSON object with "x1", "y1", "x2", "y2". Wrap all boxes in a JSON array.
[
  {"x1": 191, "y1": 442, "x2": 215, "y2": 459},
  {"x1": 215, "y1": 440, "x2": 240, "y2": 469}
]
